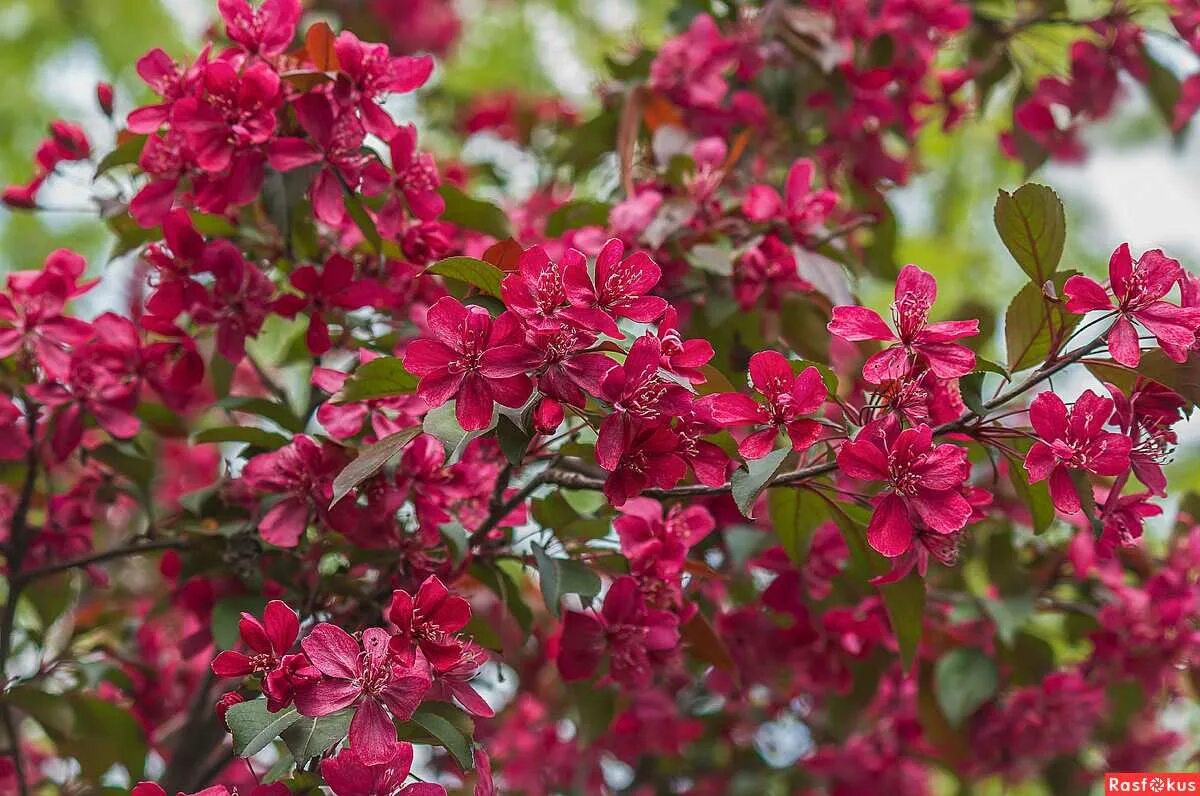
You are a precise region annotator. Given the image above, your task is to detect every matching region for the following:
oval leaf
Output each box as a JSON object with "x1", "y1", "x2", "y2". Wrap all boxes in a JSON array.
[{"x1": 330, "y1": 427, "x2": 421, "y2": 506}]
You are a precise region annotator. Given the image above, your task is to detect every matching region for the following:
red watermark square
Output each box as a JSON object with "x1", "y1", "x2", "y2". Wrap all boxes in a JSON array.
[{"x1": 1106, "y1": 774, "x2": 1200, "y2": 793}]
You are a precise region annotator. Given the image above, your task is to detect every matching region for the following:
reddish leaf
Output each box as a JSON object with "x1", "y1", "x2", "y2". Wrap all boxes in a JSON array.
[
  {"x1": 305, "y1": 22, "x2": 340, "y2": 72},
  {"x1": 482, "y1": 238, "x2": 523, "y2": 272},
  {"x1": 681, "y1": 611, "x2": 737, "y2": 677}
]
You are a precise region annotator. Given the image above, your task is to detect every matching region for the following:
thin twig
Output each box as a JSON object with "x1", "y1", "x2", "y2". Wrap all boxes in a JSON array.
[
  {"x1": 13, "y1": 538, "x2": 189, "y2": 585},
  {"x1": 1, "y1": 408, "x2": 38, "y2": 796}
]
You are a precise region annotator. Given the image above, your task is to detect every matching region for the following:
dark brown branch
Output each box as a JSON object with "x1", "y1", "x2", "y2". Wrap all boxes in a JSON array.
[
  {"x1": 1, "y1": 408, "x2": 39, "y2": 796},
  {"x1": 13, "y1": 538, "x2": 189, "y2": 585}
]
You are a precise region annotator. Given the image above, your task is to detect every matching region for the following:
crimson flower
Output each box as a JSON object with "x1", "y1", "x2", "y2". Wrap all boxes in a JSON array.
[
  {"x1": 143, "y1": 210, "x2": 209, "y2": 321},
  {"x1": 733, "y1": 235, "x2": 811, "y2": 311},
  {"x1": 673, "y1": 402, "x2": 732, "y2": 487},
  {"x1": 1024, "y1": 389, "x2": 1132, "y2": 516},
  {"x1": 596, "y1": 335, "x2": 691, "y2": 469},
  {"x1": 614, "y1": 498, "x2": 714, "y2": 576},
  {"x1": 654, "y1": 307, "x2": 714, "y2": 384},
  {"x1": 1105, "y1": 381, "x2": 1184, "y2": 497},
  {"x1": 272, "y1": 255, "x2": 379, "y2": 354},
  {"x1": 500, "y1": 245, "x2": 574, "y2": 330},
  {"x1": 218, "y1": 0, "x2": 300, "y2": 57},
  {"x1": 561, "y1": 238, "x2": 668, "y2": 337},
  {"x1": 133, "y1": 783, "x2": 288, "y2": 796},
  {"x1": 837, "y1": 419, "x2": 974, "y2": 557},
  {"x1": 333, "y1": 31, "x2": 435, "y2": 138},
  {"x1": 171, "y1": 59, "x2": 280, "y2": 175},
  {"x1": 704, "y1": 351, "x2": 827, "y2": 459},
  {"x1": 827, "y1": 264, "x2": 978, "y2": 383},
  {"x1": 296, "y1": 624, "x2": 432, "y2": 766},
  {"x1": 386, "y1": 575, "x2": 471, "y2": 669},
  {"x1": 188, "y1": 240, "x2": 274, "y2": 362},
  {"x1": 429, "y1": 642, "x2": 494, "y2": 718},
  {"x1": 378, "y1": 124, "x2": 444, "y2": 231},
  {"x1": 126, "y1": 46, "x2": 208, "y2": 135},
  {"x1": 598, "y1": 420, "x2": 686, "y2": 506},
  {"x1": 240, "y1": 435, "x2": 351, "y2": 547},
  {"x1": 0, "y1": 250, "x2": 95, "y2": 379},
  {"x1": 320, "y1": 741, "x2": 447, "y2": 796},
  {"x1": 1063, "y1": 244, "x2": 1200, "y2": 367},
  {"x1": 210, "y1": 601, "x2": 309, "y2": 710},
  {"x1": 268, "y1": 93, "x2": 373, "y2": 225},
  {"x1": 530, "y1": 325, "x2": 614, "y2": 410},
  {"x1": 403, "y1": 297, "x2": 536, "y2": 431},
  {"x1": 28, "y1": 314, "x2": 143, "y2": 460},
  {"x1": 556, "y1": 576, "x2": 680, "y2": 688},
  {"x1": 743, "y1": 157, "x2": 838, "y2": 237},
  {"x1": 0, "y1": 397, "x2": 29, "y2": 461}
]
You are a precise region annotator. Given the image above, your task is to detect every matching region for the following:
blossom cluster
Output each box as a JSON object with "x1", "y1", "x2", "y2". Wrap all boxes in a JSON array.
[{"x1": 1, "y1": 1, "x2": 1200, "y2": 794}]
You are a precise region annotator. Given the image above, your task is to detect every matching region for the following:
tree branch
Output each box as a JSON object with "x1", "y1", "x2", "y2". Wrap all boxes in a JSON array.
[
  {"x1": 1, "y1": 408, "x2": 38, "y2": 796},
  {"x1": 468, "y1": 334, "x2": 1111, "y2": 519},
  {"x1": 13, "y1": 538, "x2": 189, "y2": 585}
]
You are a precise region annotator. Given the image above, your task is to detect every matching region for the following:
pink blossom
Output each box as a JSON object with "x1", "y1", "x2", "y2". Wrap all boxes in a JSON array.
[
  {"x1": 1064, "y1": 244, "x2": 1200, "y2": 367},
  {"x1": 386, "y1": 575, "x2": 471, "y2": 669},
  {"x1": 296, "y1": 624, "x2": 432, "y2": 766},
  {"x1": 320, "y1": 741, "x2": 447, "y2": 796},
  {"x1": 704, "y1": 351, "x2": 827, "y2": 459},
  {"x1": 1024, "y1": 389, "x2": 1132, "y2": 516},
  {"x1": 218, "y1": 0, "x2": 300, "y2": 57},
  {"x1": 828, "y1": 264, "x2": 978, "y2": 383},
  {"x1": 272, "y1": 255, "x2": 379, "y2": 354},
  {"x1": 556, "y1": 576, "x2": 679, "y2": 687},
  {"x1": 837, "y1": 419, "x2": 974, "y2": 557},
  {"x1": 561, "y1": 239, "x2": 668, "y2": 338},
  {"x1": 743, "y1": 158, "x2": 838, "y2": 238},
  {"x1": 403, "y1": 297, "x2": 537, "y2": 430}
]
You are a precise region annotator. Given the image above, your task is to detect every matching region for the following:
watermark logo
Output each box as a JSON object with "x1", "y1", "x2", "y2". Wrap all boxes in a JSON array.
[{"x1": 1106, "y1": 774, "x2": 1200, "y2": 793}]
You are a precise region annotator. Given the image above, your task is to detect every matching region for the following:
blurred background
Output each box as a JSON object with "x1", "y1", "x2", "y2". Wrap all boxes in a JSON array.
[{"x1": 3, "y1": 2, "x2": 1200, "y2": 790}]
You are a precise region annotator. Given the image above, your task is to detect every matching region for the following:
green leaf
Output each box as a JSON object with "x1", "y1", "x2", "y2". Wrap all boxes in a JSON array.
[
  {"x1": 333, "y1": 357, "x2": 419, "y2": 403},
  {"x1": 90, "y1": 442, "x2": 154, "y2": 492},
  {"x1": 6, "y1": 689, "x2": 148, "y2": 780},
  {"x1": 496, "y1": 415, "x2": 533, "y2": 465},
  {"x1": 767, "y1": 487, "x2": 827, "y2": 565},
  {"x1": 1143, "y1": 42, "x2": 1183, "y2": 132},
  {"x1": 225, "y1": 700, "x2": 301, "y2": 757},
  {"x1": 1003, "y1": 270, "x2": 1081, "y2": 371},
  {"x1": 544, "y1": 199, "x2": 611, "y2": 237},
  {"x1": 566, "y1": 682, "x2": 616, "y2": 744},
  {"x1": 730, "y1": 444, "x2": 791, "y2": 518},
  {"x1": 470, "y1": 560, "x2": 533, "y2": 637},
  {"x1": 532, "y1": 543, "x2": 601, "y2": 616},
  {"x1": 423, "y1": 401, "x2": 497, "y2": 464},
  {"x1": 94, "y1": 135, "x2": 147, "y2": 176},
  {"x1": 211, "y1": 595, "x2": 267, "y2": 650},
  {"x1": 933, "y1": 647, "x2": 998, "y2": 727},
  {"x1": 1005, "y1": 449, "x2": 1056, "y2": 534},
  {"x1": 281, "y1": 709, "x2": 352, "y2": 763},
  {"x1": 330, "y1": 426, "x2": 422, "y2": 506},
  {"x1": 959, "y1": 372, "x2": 987, "y2": 417},
  {"x1": 343, "y1": 189, "x2": 382, "y2": 253},
  {"x1": 878, "y1": 571, "x2": 925, "y2": 673},
  {"x1": 218, "y1": 396, "x2": 306, "y2": 433},
  {"x1": 408, "y1": 703, "x2": 475, "y2": 770},
  {"x1": 192, "y1": 426, "x2": 291, "y2": 450},
  {"x1": 994, "y1": 183, "x2": 1065, "y2": 284},
  {"x1": 426, "y1": 256, "x2": 505, "y2": 297},
  {"x1": 688, "y1": 241, "x2": 734, "y2": 276},
  {"x1": 438, "y1": 185, "x2": 511, "y2": 239}
]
